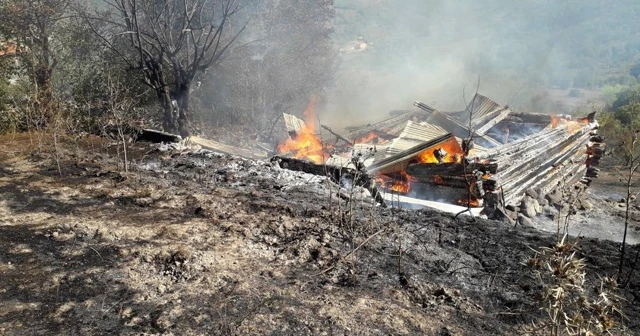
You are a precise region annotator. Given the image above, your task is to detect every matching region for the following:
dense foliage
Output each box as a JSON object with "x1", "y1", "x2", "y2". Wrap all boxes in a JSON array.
[
  {"x1": 0, "y1": 0, "x2": 337, "y2": 136},
  {"x1": 599, "y1": 85, "x2": 640, "y2": 164}
]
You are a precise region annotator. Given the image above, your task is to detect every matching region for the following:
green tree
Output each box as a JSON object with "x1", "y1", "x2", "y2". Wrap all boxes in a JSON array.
[{"x1": 0, "y1": 0, "x2": 70, "y2": 120}]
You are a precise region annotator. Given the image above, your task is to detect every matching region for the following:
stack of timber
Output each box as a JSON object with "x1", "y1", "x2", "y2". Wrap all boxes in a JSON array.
[{"x1": 477, "y1": 113, "x2": 602, "y2": 219}]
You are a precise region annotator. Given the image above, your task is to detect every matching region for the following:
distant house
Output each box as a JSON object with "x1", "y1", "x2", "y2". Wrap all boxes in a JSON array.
[
  {"x1": 0, "y1": 41, "x2": 18, "y2": 56},
  {"x1": 0, "y1": 41, "x2": 24, "y2": 84}
]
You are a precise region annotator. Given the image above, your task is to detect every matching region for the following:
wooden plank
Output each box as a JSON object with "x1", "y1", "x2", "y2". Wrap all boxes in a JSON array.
[
  {"x1": 475, "y1": 125, "x2": 563, "y2": 161},
  {"x1": 321, "y1": 125, "x2": 353, "y2": 146},
  {"x1": 497, "y1": 129, "x2": 586, "y2": 182},
  {"x1": 189, "y1": 136, "x2": 268, "y2": 159},
  {"x1": 135, "y1": 128, "x2": 181, "y2": 143}
]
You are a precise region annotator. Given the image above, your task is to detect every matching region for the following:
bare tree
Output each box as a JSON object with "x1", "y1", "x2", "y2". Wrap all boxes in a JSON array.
[
  {"x1": 455, "y1": 79, "x2": 481, "y2": 221},
  {"x1": 612, "y1": 130, "x2": 640, "y2": 281},
  {"x1": 84, "y1": 0, "x2": 248, "y2": 136}
]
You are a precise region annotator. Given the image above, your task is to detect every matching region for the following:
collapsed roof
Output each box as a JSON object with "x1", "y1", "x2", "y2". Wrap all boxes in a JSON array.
[{"x1": 274, "y1": 94, "x2": 603, "y2": 218}]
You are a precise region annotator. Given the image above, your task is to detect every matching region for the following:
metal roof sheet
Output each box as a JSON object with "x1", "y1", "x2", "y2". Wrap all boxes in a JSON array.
[
  {"x1": 462, "y1": 94, "x2": 503, "y2": 123},
  {"x1": 282, "y1": 113, "x2": 306, "y2": 133}
]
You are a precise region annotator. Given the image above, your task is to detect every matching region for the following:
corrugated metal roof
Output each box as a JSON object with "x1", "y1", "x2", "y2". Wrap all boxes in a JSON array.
[
  {"x1": 427, "y1": 110, "x2": 502, "y2": 147},
  {"x1": 364, "y1": 121, "x2": 449, "y2": 165},
  {"x1": 282, "y1": 113, "x2": 306, "y2": 133},
  {"x1": 368, "y1": 133, "x2": 457, "y2": 174},
  {"x1": 456, "y1": 94, "x2": 512, "y2": 137},
  {"x1": 462, "y1": 94, "x2": 503, "y2": 124},
  {"x1": 344, "y1": 110, "x2": 429, "y2": 140},
  {"x1": 398, "y1": 121, "x2": 448, "y2": 141},
  {"x1": 381, "y1": 120, "x2": 446, "y2": 138}
]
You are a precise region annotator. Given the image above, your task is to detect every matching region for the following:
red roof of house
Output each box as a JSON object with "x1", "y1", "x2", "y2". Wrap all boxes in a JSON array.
[{"x1": 0, "y1": 42, "x2": 18, "y2": 56}]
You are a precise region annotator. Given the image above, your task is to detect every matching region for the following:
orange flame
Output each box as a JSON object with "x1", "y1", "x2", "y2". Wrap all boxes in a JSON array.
[
  {"x1": 277, "y1": 97, "x2": 330, "y2": 164},
  {"x1": 458, "y1": 198, "x2": 480, "y2": 207},
  {"x1": 576, "y1": 117, "x2": 589, "y2": 124},
  {"x1": 550, "y1": 114, "x2": 590, "y2": 133},
  {"x1": 550, "y1": 115, "x2": 561, "y2": 128},
  {"x1": 391, "y1": 171, "x2": 413, "y2": 193},
  {"x1": 417, "y1": 137, "x2": 464, "y2": 164},
  {"x1": 354, "y1": 131, "x2": 379, "y2": 144},
  {"x1": 375, "y1": 171, "x2": 414, "y2": 194}
]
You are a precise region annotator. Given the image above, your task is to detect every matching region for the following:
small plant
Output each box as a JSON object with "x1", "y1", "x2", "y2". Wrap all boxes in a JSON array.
[{"x1": 527, "y1": 235, "x2": 624, "y2": 335}]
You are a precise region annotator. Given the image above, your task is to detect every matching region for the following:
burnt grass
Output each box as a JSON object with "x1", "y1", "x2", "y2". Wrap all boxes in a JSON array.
[{"x1": 0, "y1": 134, "x2": 639, "y2": 335}]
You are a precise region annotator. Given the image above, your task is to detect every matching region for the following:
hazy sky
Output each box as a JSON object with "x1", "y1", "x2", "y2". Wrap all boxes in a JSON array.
[{"x1": 323, "y1": 0, "x2": 640, "y2": 126}]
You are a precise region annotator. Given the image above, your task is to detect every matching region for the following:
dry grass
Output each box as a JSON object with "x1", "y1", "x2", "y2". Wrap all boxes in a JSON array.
[{"x1": 527, "y1": 235, "x2": 624, "y2": 335}]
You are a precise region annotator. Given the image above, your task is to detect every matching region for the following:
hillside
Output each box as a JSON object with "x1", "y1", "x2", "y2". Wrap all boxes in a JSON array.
[{"x1": 326, "y1": 0, "x2": 640, "y2": 122}]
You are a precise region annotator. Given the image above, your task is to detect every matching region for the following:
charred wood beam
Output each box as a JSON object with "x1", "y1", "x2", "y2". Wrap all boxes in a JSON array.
[
  {"x1": 477, "y1": 125, "x2": 564, "y2": 162},
  {"x1": 321, "y1": 124, "x2": 353, "y2": 146},
  {"x1": 136, "y1": 128, "x2": 182, "y2": 143},
  {"x1": 412, "y1": 174, "x2": 473, "y2": 189},
  {"x1": 496, "y1": 129, "x2": 585, "y2": 181},
  {"x1": 493, "y1": 125, "x2": 592, "y2": 174},
  {"x1": 500, "y1": 138, "x2": 587, "y2": 197},
  {"x1": 537, "y1": 162, "x2": 587, "y2": 199},
  {"x1": 405, "y1": 162, "x2": 498, "y2": 177},
  {"x1": 271, "y1": 156, "x2": 387, "y2": 207},
  {"x1": 501, "y1": 131, "x2": 591, "y2": 204},
  {"x1": 384, "y1": 182, "x2": 471, "y2": 205}
]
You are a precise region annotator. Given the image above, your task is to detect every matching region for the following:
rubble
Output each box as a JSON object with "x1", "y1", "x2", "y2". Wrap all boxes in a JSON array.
[{"x1": 270, "y1": 93, "x2": 603, "y2": 221}]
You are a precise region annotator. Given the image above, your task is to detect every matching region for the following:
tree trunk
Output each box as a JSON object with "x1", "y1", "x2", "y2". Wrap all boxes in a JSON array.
[
  {"x1": 160, "y1": 86, "x2": 175, "y2": 134},
  {"x1": 35, "y1": 67, "x2": 53, "y2": 110},
  {"x1": 175, "y1": 83, "x2": 191, "y2": 138},
  {"x1": 153, "y1": 66, "x2": 175, "y2": 134},
  {"x1": 34, "y1": 24, "x2": 55, "y2": 121}
]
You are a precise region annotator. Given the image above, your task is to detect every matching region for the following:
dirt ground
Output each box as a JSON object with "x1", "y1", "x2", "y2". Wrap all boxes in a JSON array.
[{"x1": 1, "y1": 133, "x2": 639, "y2": 335}]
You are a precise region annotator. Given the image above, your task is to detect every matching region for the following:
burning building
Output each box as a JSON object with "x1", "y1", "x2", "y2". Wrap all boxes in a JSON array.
[{"x1": 272, "y1": 93, "x2": 603, "y2": 220}]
